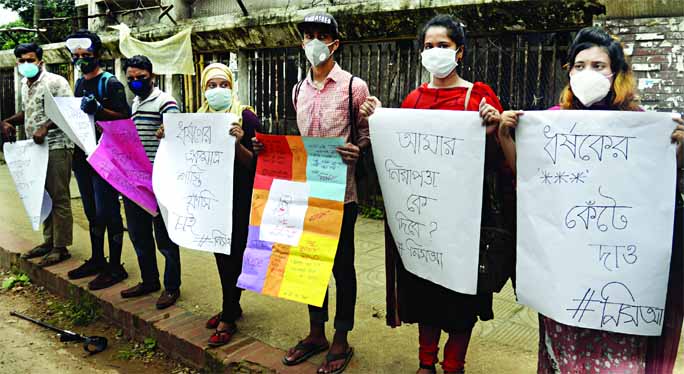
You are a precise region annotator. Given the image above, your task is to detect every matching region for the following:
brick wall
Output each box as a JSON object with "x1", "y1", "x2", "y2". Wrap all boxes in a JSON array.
[{"x1": 599, "y1": 16, "x2": 684, "y2": 112}]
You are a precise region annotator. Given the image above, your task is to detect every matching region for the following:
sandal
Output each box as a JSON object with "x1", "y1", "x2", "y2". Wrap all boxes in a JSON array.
[
  {"x1": 21, "y1": 244, "x2": 52, "y2": 260},
  {"x1": 317, "y1": 346, "x2": 354, "y2": 374},
  {"x1": 206, "y1": 313, "x2": 222, "y2": 329},
  {"x1": 206, "y1": 308, "x2": 243, "y2": 329},
  {"x1": 418, "y1": 363, "x2": 437, "y2": 374},
  {"x1": 37, "y1": 248, "x2": 71, "y2": 267},
  {"x1": 282, "y1": 340, "x2": 329, "y2": 366},
  {"x1": 207, "y1": 325, "x2": 237, "y2": 347}
]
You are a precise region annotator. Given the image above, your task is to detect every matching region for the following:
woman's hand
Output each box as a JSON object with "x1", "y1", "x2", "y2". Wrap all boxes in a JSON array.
[
  {"x1": 360, "y1": 96, "x2": 382, "y2": 118},
  {"x1": 499, "y1": 111, "x2": 524, "y2": 140},
  {"x1": 229, "y1": 124, "x2": 244, "y2": 143},
  {"x1": 156, "y1": 124, "x2": 165, "y2": 139},
  {"x1": 252, "y1": 137, "x2": 264, "y2": 156},
  {"x1": 479, "y1": 97, "x2": 501, "y2": 126},
  {"x1": 336, "y1": 143, "x2": 360, "y2": 165}
]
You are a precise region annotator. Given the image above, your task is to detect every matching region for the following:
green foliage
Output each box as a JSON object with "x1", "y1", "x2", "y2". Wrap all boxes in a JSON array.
[
  {"x1": 115, "y1": 337, "x2": 158, "y2": 361},
  {"x1": 0, "y1": 0, "x2": 77, "y2": 49},
  {"x1": 1, "y1": 271, "x2": 30, "y2": 290},
  {"x1": 0, "y1": 19, "x2": 33, "y2": 51},
  {"x1": 360, "y1": 204, "x2": 384, "y2": 220},
  {"x1": 48, "y1": 291, "x2": 101, "y2": 326}
]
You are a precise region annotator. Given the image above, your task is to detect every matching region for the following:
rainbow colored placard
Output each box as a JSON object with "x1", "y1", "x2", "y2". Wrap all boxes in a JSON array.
[{"x1": 237, "y1": 134, "x2": 347, "y2": 306}]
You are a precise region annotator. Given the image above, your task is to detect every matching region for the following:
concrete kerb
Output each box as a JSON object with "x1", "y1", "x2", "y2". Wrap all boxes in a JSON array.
[{"x1": 0, "y1": 228, "x2": 316, "y2": 374}]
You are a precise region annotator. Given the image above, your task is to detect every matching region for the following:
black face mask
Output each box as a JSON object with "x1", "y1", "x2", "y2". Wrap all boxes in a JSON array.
[
  {"x1": 128, "y1": 78, "x2": 153, "y2": 97},
  {"x1": 72, "y1": 56, "x2": 98, "y2": 74}
]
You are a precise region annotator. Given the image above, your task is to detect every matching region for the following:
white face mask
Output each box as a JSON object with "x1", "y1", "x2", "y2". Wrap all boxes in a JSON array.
[
  {"x1": 421, "y1": 48, "x2": 459, "y2": 79},
  {"x1": 304, "y1": 39, "x2": 335, "y2": 67},
  {"x1": 570, "y1": 69, "x2": 613, "y2": 107}
]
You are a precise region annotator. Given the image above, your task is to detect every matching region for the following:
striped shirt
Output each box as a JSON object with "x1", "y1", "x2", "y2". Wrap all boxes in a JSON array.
[{"x1": 131, "y1": 87, "x2": 179, "y2": 162}]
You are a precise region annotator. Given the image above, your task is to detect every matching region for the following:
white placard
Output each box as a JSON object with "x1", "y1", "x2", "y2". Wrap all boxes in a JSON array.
[
  {"x1": 153, "y1": 113, "x2": 236, "y2": 254},
  {"x1": 3, "y1": 140, "x2": 51, "y2": 230},
  {"x1": 516, "y1": 110, "x2": 677, "y2": 336},
  {"x1": 44, "y1": 92, "x2": 97, "y2": 154},
  {"x1": 259, "y1": 179, "x2": 310, "y2": 246},
  {"x1": 370, "y1": 108, "x2": 486, "y2": 295}
]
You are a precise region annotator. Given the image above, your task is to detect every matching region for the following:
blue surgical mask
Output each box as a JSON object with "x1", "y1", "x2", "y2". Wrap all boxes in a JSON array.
[
  {"x1": 18, "y1": 62, "x2": 40, "y2": 79},
  {"x1": 204, "y1": 87, "x2": 232, "y2": 111}
]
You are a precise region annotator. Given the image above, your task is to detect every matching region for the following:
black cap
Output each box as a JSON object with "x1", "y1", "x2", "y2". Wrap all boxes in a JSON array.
[{"x1": 297, "y1": 12, "x2": 339, "y2": 38}]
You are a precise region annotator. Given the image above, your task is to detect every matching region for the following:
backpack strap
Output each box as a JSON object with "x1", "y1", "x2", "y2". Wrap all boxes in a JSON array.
[
  {"x1": 293, "y1": 79, "x2": 305, "y2": 111},
  {"x1": 348, "y1": 76, "x2": 357, "y2": 146},
  {"x1": 464, "y1": 84, "x2": 474, "y2": 111},
  {"x1": 97, "y1": 72, "x2": 113, "y2": 99}
]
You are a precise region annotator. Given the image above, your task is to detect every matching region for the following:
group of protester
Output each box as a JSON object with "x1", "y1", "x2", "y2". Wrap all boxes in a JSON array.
[{"x1": 1, "y1": 10, "x2": 683, "y2": 374}]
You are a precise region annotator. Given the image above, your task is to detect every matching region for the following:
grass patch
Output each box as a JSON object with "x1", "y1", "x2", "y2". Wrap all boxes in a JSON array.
[
  {"x1": 115, "y1": 338, "x2": 158, "y2": 361},
  {"x1": 48, "y1": 291, "x2": 101, "y2": 326},
  {"x1": 360, "y1": 205, "x2": 385, "y2": 220}
]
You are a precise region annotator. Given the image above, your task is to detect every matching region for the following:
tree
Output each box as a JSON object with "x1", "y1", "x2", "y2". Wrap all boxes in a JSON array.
[
  {"x1": 0, "y1": 20, "x2": 33, "y2": 50},
  {"x1": 0, "y1": 0, "x2": 76, "y2": 49}
]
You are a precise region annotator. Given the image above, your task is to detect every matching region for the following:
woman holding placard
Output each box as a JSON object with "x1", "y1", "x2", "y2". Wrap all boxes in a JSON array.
[
  {"x1": 498, "y1": 27, "x2": 684, "y2": 373},
  {"x1": 157, "y1": 63, "x2": 260, "y2": 347},
  {"x1": 363, "y1": 15, "x2": 515, "y2": 374}
]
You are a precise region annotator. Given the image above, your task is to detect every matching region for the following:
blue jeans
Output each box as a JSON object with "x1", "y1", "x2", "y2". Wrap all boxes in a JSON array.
[
  {"x1": 123, "y1": 197, "x2": 181, "y2": 291},
  {"x1": 72, "y1": 150, "x2": 124, "y2": 265}
]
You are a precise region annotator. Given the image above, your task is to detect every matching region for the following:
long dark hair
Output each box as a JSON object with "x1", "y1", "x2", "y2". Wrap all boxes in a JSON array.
[
  {"x1": 560, "y1": 27, "x2": 639, "y2": 111},
  {"x1": 418, "y1": 14, "x2": 466, "y2": 55}
]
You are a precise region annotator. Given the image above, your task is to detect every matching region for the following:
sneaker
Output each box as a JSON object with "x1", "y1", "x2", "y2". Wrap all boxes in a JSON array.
[
  {"x1": 156, "y1": 289, "x2": 180, "y2": 310},
  {"x1": 68, "y1": 258, "x2": 106, "y2": 280},
  {"x1": 88, "y1": 264, "x2": 128, "y2": 291},
  {"x1": 120, "y1": 282, "x2": 161, "y2": 298}
]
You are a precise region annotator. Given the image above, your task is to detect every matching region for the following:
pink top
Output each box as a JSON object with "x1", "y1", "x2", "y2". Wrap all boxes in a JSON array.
[{"x1": 293, "y1": 63, "x2": 370, "y2": 203}]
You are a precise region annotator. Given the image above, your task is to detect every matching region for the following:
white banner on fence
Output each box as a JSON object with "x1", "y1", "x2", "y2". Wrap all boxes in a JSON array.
[
  {"x1": 153, "y1": 113, "x2": 236, "y2": 254},
  {"x1": 370, "y1": 108, "x2": 485, "y2": 295},
  {"x1": 516, "y1": 110, "x2": 677, "y2": 336},
  {"x1": 44, "y1": 92, "x2": 97, "y2": 154},
  {"x1": 3, "y1": 141, "x2": 52, "y2": 230}
]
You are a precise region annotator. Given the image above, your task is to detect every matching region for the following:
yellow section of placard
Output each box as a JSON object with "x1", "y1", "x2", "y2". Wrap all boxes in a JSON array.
[{"x1": 278, "y1": 232, "x2": 340, "y2": 306}]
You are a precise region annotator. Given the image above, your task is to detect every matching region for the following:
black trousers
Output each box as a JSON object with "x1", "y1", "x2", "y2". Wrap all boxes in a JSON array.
[{"x1": 308, "y1": 203, "x2": 358, "y2": 332}]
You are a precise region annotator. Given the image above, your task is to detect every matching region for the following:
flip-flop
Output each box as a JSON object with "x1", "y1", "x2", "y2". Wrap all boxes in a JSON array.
[
  {"x1": 282, "y1": 340, "x2": 329, "y2": 366},
  {"x1": 318, "y1": 346, "x2": 354, "y2": 374}
]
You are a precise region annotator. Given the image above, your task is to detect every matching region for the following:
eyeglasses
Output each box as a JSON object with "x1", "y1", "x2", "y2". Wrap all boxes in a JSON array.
[{"x1": 17, "y1": 58, "x2": 37, "y2": 63}]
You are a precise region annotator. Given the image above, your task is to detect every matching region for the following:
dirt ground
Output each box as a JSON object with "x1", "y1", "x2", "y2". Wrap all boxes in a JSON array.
[{"x1": 0, "y1": 271, "x2": 199, "y2": 374}]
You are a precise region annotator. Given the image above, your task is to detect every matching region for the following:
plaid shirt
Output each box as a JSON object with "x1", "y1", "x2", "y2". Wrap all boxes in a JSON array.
[
  {"x1": 21, "y1": 69, "x2": 74, "y2": 150},
  {"x1": 293, "y1": 63, "x2": 370, "y2": 203}
]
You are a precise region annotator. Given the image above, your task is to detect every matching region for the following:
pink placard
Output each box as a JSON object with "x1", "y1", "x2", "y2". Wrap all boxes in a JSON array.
[{"x1": 87, "y1": 119, "x2": 158, "y2": 215}]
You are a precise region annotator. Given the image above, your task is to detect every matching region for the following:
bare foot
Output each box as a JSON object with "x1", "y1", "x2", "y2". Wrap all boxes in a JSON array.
[
  {"x1": 284, "y1": 335, "x2": 329, "y2": 364},
  {"x1": 317, "y1": 342, "x2": 351, "y2": 374}
]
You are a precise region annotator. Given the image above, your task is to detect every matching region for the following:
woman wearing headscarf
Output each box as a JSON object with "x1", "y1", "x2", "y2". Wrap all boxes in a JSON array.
[{"x1": 157, "y1": 63, "x2": 260, "y2": 346}]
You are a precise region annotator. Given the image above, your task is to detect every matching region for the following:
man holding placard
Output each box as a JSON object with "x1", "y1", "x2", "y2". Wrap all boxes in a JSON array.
[
  {"x1": 119, "y1": 55, "x2": 182, "y2": 309},
  {"x1": 65, "y1": 30, "x2": 132, "y2": 291},
  {"x1": 253, "y1": 12, "x2": 379, "y2": 374},
  {"x1": 1, "y1": 43, "x2": 75, "y2": 267}
]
